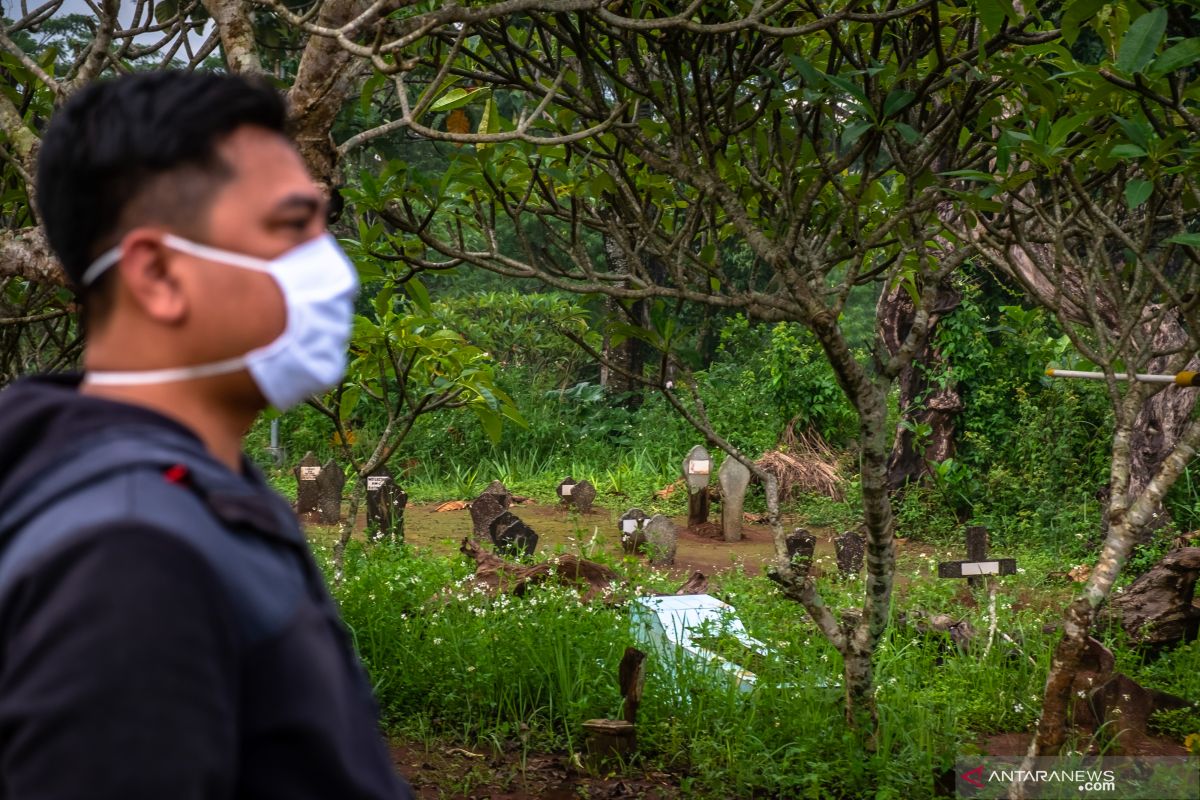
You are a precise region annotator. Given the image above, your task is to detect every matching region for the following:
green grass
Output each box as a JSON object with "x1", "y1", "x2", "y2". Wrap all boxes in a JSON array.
[{"x1": 312, "y1": 528, "x2": 1189, "y2": 799}]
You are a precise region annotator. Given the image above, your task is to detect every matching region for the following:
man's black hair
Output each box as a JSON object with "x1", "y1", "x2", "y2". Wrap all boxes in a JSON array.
[{"x1": 36, "y1": 70, "x2": 288, "y2": 293}]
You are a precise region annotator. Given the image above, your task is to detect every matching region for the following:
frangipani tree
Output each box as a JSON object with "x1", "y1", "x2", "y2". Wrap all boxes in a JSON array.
[
  {"x1": 951, "y1": 0, "x2": 1200, "y2": 768},
  {"x1": 347, "y1": 0, "x2": 1063, "y2": 736}
]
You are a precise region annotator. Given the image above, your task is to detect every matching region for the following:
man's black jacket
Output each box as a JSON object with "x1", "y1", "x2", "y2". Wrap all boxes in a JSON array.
[{"x1": 0, "y1": 375, "x2": 413, "y2": 799}]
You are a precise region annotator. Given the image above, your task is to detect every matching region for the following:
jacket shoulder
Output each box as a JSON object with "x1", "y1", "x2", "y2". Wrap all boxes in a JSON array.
[{"x1": 0, "y1": 463, "x2": 308, "y2": 644}]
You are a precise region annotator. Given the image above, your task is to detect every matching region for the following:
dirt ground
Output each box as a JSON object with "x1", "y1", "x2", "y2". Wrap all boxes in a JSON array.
[
  {"x1": 392, "y1": 741, "x2": 682, "y2": 800},
  {"x1": 343, "y1": 500, "x2": 830, "y2": 578}
]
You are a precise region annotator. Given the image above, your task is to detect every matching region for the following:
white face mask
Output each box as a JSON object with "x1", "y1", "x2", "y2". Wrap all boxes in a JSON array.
[{"x1": 81, "y1": 233, "x2": 359, "y2": 411}]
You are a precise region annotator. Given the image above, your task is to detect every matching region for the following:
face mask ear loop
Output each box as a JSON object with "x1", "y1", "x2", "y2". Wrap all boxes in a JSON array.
[
  {"x1": 161, "y1": 234, "x2": 274, "y2": 273},
  {"x1": 81, "y1": 246, "x2": 121, "y2": 287}
]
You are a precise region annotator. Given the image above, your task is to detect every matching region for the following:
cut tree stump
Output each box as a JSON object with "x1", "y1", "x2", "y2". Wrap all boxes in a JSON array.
[
  {"x1": 1104, "y1": 547, "x2": 1200, "y2": 648},
  {"x1": 583, "y1": 647, "x2": 646, "y2": 769},
  {"x1": 619, "y1": 647, "x2": 646, "y2": 725},
  {"x1": 581, "y1": 719, "x2": 635, "y2": 768}
]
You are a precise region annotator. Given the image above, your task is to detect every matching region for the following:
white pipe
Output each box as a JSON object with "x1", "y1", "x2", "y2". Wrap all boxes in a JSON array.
[{"x1": 1045, "y1": 368, "x2": 1198, "y2": 386}]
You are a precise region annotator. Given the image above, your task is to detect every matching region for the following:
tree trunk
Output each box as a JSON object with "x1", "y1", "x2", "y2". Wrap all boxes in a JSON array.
[
  {"x1": 1001, "y1": 247, "x2": 1198, "y2": 528},
  {"x1": 1020, "y1": 413, "x2": 1200, "y2": 795},
  {"x1": 1127, "y1": 314, "x2": 1199, "y2": 532},
  {"x1": 332, "y1": 479, "x2": 365, "y2": 586},
  {"x1": 877, "y1": 280, "x2": 963, "y2": 492},
  {"x1": 601, "y1": 232, "x2": 647, "y2": 407}
]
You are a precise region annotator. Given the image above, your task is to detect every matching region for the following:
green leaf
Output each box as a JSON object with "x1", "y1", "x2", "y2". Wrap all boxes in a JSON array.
[
  {"x1": 1110, "y1": 143, "x2": 1147, "y2": 159},
  {"x1": 977, "y1": 0, "x2": 1017, "y2": 37},
  {"x1": 895, "y1": 122, "x2": 920, "y2": 144},
  {"x1": 788, "y1": 56, "x2": 821, "y2": 86},
  {"x1": 1150, "y1": 37, "x2": 1200, "y2": 76},
  {"x1": 1062, "y1": 0, "x2": 1110, "y2": 45},
  {"x1": 474, "y1": 406, "x2": 503, "y2": 444},
  {"x1": 1048, "y1": 113, "x2": 1092, "y2": 148},
  {"x1": 405, "y1": 276, "x2": 433, "y2": 314},
  {"x1": 824, "y1": 73, "x2": 867, "y2": 104},
  {"x1": 940, "y1": 169, "x2": 996, "y2": 182},
  {"x1": 1117, "y1": 8, "x2": 1167, "y2": 74},
  {"x1": 429, "y1": 87, "x2": 488, "y2": 113},
  {"x1": 841, "y1": 121, "x2": 872, "y2": 148},
  {"x1": 1124, "y1": 178, "x2": 1153, "y2": 209},
  {"x1": 475, "y1": 97, "x2": 502, "y2": 150},
  {"x1": 1164, "y1": 232, "x2": 1200, "y2": 247},
  {"x1": 339, "y1": 385, "x2": 361, "y2": 425},
  {"x1": 359, "y1": 72, "x2": 386, "y2": 117},
  {"x1": 882, "y1": 90, "x2": 915, "y2": 117},
  {"x1": 154, "y1": 0, "x2": 179, "y2": 24},
  {"x1": 1113, "y1": 116, "x2": 1151, "y2": 150}
]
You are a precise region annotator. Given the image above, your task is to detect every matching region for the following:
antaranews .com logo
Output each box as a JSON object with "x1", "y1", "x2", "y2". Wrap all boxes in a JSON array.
[{"x1": 955, "y1": 756, "x2": 1198, "y2": 799}]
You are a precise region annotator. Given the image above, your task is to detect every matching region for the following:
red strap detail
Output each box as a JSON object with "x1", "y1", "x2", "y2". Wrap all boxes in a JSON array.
[{"x1": 163, "y1": 463, "x2": 190, "y2": 484}]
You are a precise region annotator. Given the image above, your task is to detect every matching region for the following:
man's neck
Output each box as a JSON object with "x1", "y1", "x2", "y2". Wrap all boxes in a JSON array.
[{"x1": 79, "y1": 381, "x2": 254, "y2": 473}]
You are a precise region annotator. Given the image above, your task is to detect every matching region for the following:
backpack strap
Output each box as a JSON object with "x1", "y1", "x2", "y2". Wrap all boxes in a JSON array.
[{"x1": 0, "y1": 425, "x2": 235, "y2": 556}]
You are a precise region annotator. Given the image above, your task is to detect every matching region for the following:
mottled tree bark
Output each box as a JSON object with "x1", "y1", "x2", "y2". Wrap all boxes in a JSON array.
[
  {"x1": 877, "y1": 280, "x2": 963, "y2": 492},
  {"x1": 202, "y1": 0, "x2": 266, "y2": 76},
  {"x1": 1016, "y1": 411, "x2": 1200, "y2": 795},
  {"x1": 998, "y1": 248, "x2": 1198, "y2": 528},
  {"x1": 288, "y1": 0, "x2": 370, "y2": 196},
  {"x1": 600, "y1": 228, "x2": 648, "y2": 406},
  {"x1": 0, "y1": 229, "x2": 62, "y2": 286}
]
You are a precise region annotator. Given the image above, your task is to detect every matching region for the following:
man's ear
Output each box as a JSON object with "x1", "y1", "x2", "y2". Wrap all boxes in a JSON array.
[{"x1": 113, "y1": 229, "x2": 188, "y2": 324}]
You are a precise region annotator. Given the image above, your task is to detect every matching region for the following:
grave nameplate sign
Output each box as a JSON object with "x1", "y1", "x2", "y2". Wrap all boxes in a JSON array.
[
  {"x1": 557, "y1": 477, "x2": 577, "y2": 507},
  {"x1": 681, "y1": 445, "x2": 711, "y2": 527},
  {"x1": 937, "y1": 559, "x2": 1017, "y2": 579},
  {"x1": 619, "y1": 508, "x2": 650, "y2": 554},
  {"x1": 366, "y1": 466, "x2": 405, "y2": 543},
  {"x1": 937, "y1": 526, "x2": 1016, "y2": 587},
  {"x1": 293, "y1": 452, "x2": 322, "y2": 515},
  {"x1": 573, "y1": 480, "x2": 597, "y2": 513}
]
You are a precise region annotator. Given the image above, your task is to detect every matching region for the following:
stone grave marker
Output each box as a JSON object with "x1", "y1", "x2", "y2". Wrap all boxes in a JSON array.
[
  {"x1": 366, "y1": 466, "x2": 407, "y2": 543},
  {"x1": 643, "y1": 515, "x2": 678, "y2": 567},
  {"x1": 682, "y1": 445, "x2": 711, "y2": 527},
  {"x1": 572, "y1": 479, "x2": 597, "y2": 514},
  {"x1": 619, "y1": 508, "x2": 650, "y2": 554},
  {"x1": 483, "y1": 480, "x2": 511, "y2": 504},
  {"x1": 293, "y1": 451, "x2": 322, "y2": 515},
  {"x1": 556, "y1": 477, "x2": 577, "y2": 507},
  {"x1": 470, "y1": 482, "x2": 510, "y2": 540},
  {"x1": 315, "y1": 459, "x2": 345, "y2": 524},
  {"x1": 489, "y1": 511, "x2": 538, "y2": 558},
  {"x1": 937, "y1": 526, "x2": 1016, "y2": 584},
  {"x1": 718, "y1": 457, "x2": 751, "y2": 542},
  {"x1": 786, "y1": 529, "x2": 817, "y2": 578},
  {"x1": 834, "y1": 530, "x2": 865, "y2": 576}
]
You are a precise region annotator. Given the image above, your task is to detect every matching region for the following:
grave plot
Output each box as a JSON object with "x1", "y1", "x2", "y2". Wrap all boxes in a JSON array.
[{"x1": 630, "y1": 594, "x2": 833, "y2": 695}]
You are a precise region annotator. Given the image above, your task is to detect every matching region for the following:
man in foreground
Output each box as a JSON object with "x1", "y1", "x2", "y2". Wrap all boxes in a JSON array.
[{"x1": 0, "y1": 71, "x2": 413, "y2": 799}]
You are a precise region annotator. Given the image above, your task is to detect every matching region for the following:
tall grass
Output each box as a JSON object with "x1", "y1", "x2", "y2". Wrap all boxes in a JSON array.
[{"x1": 313, "y1": 539, "x2": 1161, "y2": 799}]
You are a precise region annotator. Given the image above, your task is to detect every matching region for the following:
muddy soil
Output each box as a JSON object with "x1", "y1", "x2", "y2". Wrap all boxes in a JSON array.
[
  {"x1": 314, "y1": 500, "x2": 822, "y2": 577},
  {"x1": 393, "y1": 740, "x2": 681, "y2": 800}
]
